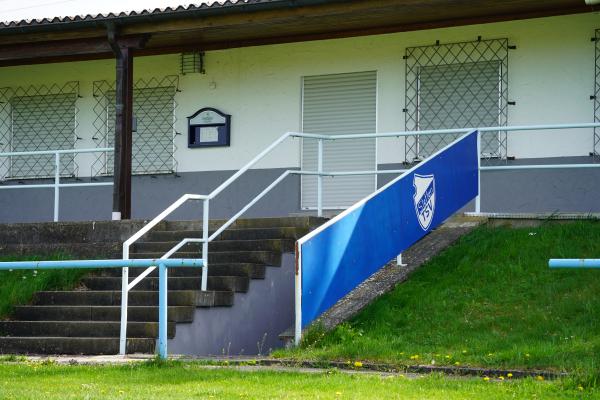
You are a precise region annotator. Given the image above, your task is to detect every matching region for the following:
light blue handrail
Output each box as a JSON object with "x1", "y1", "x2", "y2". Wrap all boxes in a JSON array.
[
  {"x1": 0, "y1": 258, "x2": 204, "y2": 359},
  {"x1": 549, "y1": 259, "x2": 600, "y2": 268}
]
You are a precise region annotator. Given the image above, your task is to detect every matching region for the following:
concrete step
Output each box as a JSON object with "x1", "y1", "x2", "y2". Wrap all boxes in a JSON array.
[
  {"x1": 131, "y1": 251, "x2": 280, "y2": 265},
  {"x1": 0, "y1": 242, "x2": 121, "y2": 259},
  {"x1": 82, "y1": 276, "x2": 249, "y2": 293},
  {"x1": 32, "y1": 290, "x2": 234, "y2": 307},
  {"x1": 163, "y1": 216, "x2": 326, "y2": 232},
  {"x1": 0, "y1": 321, "x2": 175, "y2": 338},
  {"x1": 0, "y1": 337, "x2": 155, "y2": 355},
  {"x1": 0, "y1": 217, "x2": 326, "y2": 245},
  {"x1": 146, "y1": 227, "x2": 303, "y2": 242},
  {"x1": 99, "y1": 263, "x2": 266, "y2": 279},
  {"x1": 13, "y1": 305, "x2": 195, "y2": 322},
  {"x1": 132, "y1": 238, "x2": 295, "y2": 253}
]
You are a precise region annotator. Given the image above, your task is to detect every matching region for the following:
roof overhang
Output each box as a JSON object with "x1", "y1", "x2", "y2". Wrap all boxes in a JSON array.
[{"x1": 0, "y1": 0, "x2": 597, "y2": 67}]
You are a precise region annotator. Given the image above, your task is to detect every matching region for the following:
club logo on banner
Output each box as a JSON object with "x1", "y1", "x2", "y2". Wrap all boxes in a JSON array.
[{"x1": 413, "y1": 174, "x2": 436, "y2": 231}]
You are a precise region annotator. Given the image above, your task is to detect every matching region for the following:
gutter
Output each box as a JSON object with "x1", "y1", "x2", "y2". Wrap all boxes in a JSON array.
[{"x1": 0, "y1": 0, "x2": 346, "y2": 36}]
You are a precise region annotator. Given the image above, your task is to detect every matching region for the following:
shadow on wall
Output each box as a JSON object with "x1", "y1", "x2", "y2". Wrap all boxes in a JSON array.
[{"x1": 167, "y1": 253, "x2": 296, "y2": 356}]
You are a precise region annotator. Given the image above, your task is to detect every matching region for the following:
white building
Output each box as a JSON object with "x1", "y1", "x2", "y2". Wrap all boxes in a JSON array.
[{"x1": 0, "y1": 0, "x2": 599, "y2": 222}]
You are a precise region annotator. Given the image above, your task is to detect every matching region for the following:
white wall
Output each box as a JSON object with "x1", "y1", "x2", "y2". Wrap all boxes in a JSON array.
[{"x1": 0, "y1": 12, "x2": 598, "y2": 175}]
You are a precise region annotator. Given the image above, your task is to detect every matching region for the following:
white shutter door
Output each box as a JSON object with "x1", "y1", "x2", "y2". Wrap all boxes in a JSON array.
[{"x1": 301, "y1": 71, "x2": 377, "y2": 209}]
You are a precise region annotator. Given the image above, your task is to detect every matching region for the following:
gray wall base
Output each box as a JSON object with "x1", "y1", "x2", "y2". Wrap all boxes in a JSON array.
[
  {"x1": 378, "y1": 156, "x2": 600, "y2": 214},
  {"x1": 167, "y1": 253, "x2": 295, "y2": 356},
  {"x1": 2, "y1": 157, "x2": 600, "y2": 224},
  {"x1": 0, "y1": 168, "x2": 301, "y2": 223}
]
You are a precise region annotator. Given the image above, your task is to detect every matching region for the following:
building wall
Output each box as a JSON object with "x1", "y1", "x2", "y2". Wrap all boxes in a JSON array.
[{"x1": 0, "y1": 13, "x2": 598, "y2": 222}]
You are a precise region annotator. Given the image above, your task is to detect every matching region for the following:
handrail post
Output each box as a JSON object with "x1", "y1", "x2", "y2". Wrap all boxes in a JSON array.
[
  {"x1": 317, "y1": 139, "x2": 323, "y2": 217},
  {"x1": 157, "y1": 262, "x2": 168, "y2": 359},
  {"x1": 119, "y1": 244, "x2": 130, "y2": 356},
  {"x1": 54, "y1": 152, "x2": 60, "y2": 222},
  {"x1": 201, "y1": 198, "x2": 209, "y2": 291},
  {"x1": 475, "y1": 130, "x2": 481, "y2": 214}
]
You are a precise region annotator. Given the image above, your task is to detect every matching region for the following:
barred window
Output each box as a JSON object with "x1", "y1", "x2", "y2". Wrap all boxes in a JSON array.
[
  {"x1": 405, "y1": 38, "x2": 509, "y2": 160},
  {"x1": 0, "y1": 82, "x2": 79, "y2": 180},
  {"x1": 92, "y1": 76, "x2": 179, "y2": 176}
]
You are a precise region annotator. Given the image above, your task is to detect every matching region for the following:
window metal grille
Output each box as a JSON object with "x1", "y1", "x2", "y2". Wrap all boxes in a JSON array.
[
  {"x1": 91, "y1": 76, "x2": 179, "y2": 176},
  {"x1": 405, "y1": 38, "x2": 509, "y2": 160},
  {"x1": 594, "y1": 29, "x2": 600, "y2": 156},
  {"x1": 0, "y1": 81, "x2": 79, "y2": 180},
  {"x1": 180, "y1": 52, "x2": 204, "y2": 75}
]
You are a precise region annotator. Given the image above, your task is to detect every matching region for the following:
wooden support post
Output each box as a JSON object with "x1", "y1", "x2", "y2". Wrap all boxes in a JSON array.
[{"x1": 112, "y1": 46, "x2": 133, "y2": 220}]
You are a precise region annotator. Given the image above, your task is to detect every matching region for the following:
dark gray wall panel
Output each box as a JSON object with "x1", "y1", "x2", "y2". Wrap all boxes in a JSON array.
[
  {"x1": 378, "y1": 156, "x2": 600, "y2": 213},
  {"x1": 1, "y1": 157, "x2": 599, "y2": 224},
  {"x1": 168, "y1": 253, "x2": 295, "y2": 356},
  {"x1": 0, "y1": 168, "x2": 301, "y2": 223}
]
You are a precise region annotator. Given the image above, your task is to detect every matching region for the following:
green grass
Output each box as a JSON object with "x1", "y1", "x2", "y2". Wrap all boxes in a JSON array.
[
  {"x1": 275, "y1": 221, "x2": 600, "y2": 377},
  {"x1": 0, "y1": 253, "x2": 83, "y2": 318},
  {"x1": 0, "y1": 360, "x2": 596, "y2": 399}
]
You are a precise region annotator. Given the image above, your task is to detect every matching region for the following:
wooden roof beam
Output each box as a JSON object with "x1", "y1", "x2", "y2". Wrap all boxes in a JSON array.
[{"x1": 0, "y1": 34, "x2": 149, "y2": 64}]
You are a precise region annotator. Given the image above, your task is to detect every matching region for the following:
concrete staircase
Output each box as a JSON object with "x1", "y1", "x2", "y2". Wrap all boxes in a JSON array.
[{"x1": 0, "y1": 217, "x2": 324, "y2": 355}]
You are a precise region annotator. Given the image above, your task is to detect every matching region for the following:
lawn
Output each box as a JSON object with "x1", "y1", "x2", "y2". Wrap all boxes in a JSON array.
[
  {"x1": 0, "y1": 360, "x2": 595, "y2": 400},
  {"x1": 275, "y1": 221, "x2": 600, "y2": 378},
  {"x1": 0, "y1": 253, "x2": 82, "y2": 318}
]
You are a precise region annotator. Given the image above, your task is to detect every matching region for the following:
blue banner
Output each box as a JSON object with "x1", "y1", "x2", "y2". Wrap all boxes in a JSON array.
[{"x1": 298, "y1": 131, "x2": 479, "y2": 328}]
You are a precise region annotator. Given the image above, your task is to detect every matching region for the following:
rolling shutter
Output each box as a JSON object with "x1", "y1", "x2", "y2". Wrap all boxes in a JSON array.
[
  {"x1": 10, "y1": 93, "x2": 76, "y2": 179},
  {"x1": 301, "y1": 71, "x2": 377, "y2": 209},
  {"x1": 417, "y1": 61, "x2": 501, "y2": 157}
]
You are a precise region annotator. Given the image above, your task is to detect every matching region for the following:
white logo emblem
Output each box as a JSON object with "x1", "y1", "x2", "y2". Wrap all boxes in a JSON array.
[{"x1": 413, "y1": 174, "x2": 436, "y2": 231}]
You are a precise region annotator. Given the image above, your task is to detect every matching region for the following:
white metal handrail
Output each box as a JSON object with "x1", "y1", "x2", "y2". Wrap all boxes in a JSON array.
[
  {"x1": 0, "y1": 147, "x2": 113, "y2": 222},
  {"x1": 118, "y1": 122, "x2": 600, "y2": 355}
]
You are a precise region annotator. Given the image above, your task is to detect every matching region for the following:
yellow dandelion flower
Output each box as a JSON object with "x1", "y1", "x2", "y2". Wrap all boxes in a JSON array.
[
  {"x1": 483, "y1": 377, "x2": 490, "y2": 381},
  {"x1": 454, "y1": 362, "x2": 460, "y2": 366},
  {"x1": 536, "y1": 376, "x2": 544, "y2": 381},
  {"x1": 354, "y1": 361, "x2": 363, "y2": 368},
  {"x1": 499, "y1": 376, "x2": 505, "y2": 381},
  {"x1": 578, "y1": 386, "x2": 584, "y2": 391},
  {"x1": 507, "y1": 373, "x2": 513, "y2": 378},
  {"x1": 335, "y1": 392, "x2": 342, "y2": 396}
]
